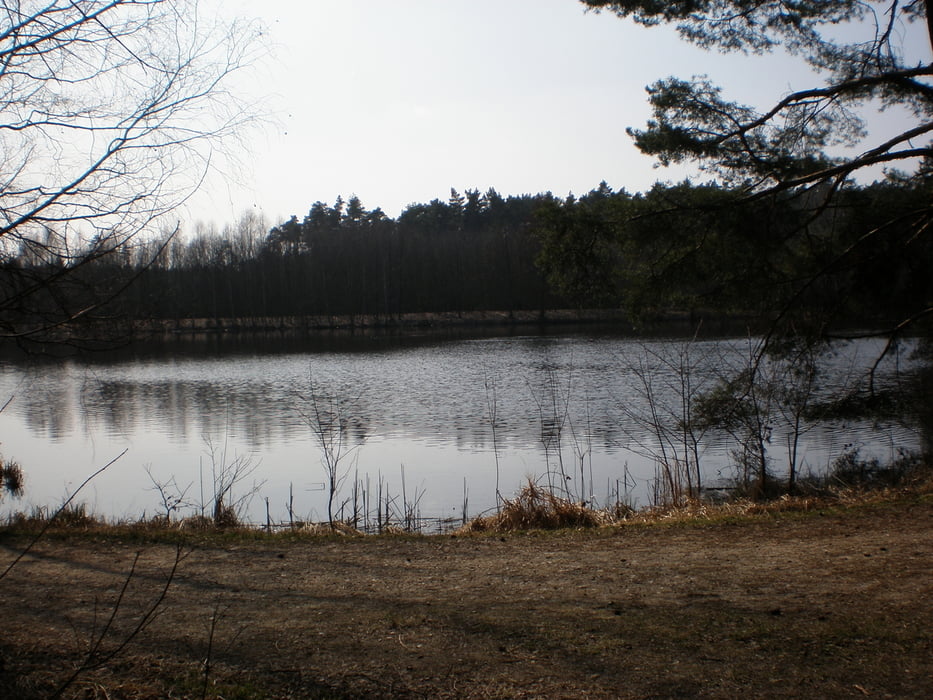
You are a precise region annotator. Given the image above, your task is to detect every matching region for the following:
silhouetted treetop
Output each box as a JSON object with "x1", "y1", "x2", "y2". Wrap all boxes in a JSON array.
[{"x1": 582, "y1": 1, "x2": 933, "y2": 192}]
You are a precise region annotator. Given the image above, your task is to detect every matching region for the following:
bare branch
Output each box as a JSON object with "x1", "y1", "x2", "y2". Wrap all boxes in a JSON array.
[{"x1": 0, "y1": 0, "x2": 265, "y2": 344}]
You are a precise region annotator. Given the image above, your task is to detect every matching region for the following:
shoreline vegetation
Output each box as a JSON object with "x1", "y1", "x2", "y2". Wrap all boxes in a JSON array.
[{"x1": 4, "y1": 455, "x2": 930, "y2": 538}]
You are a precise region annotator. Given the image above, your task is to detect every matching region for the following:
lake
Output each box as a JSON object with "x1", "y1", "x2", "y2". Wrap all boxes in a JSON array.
[{"x1": 0, "y1": 327, "x2": 922, "y2": 529}]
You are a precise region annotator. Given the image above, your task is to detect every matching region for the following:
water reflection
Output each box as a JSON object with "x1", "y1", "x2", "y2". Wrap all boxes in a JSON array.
[
  {"x1": 0, "y1": 330, "x2": 922, "y2": 522},
  {"x1": 15, "y1": 363, "x2": 77, "y2": 441}
]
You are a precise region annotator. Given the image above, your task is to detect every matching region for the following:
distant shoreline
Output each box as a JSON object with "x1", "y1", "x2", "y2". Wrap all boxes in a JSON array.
[
  {"x1": 132, "y1": 309, "x2": 643, "y2": 335},
  {"x1": 16, "y1": 309, "x2": 901, "y2": 352}
]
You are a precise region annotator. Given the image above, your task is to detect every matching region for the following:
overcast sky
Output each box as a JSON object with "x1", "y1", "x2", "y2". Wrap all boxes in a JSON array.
[{"x1": 191, "y1": 0, "x2": 927, "y2": 227}]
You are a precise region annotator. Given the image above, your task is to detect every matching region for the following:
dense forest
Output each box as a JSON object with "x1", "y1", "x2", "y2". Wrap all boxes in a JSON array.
[
  {"x1": 536, "y1": 177, "x2": 933, "y2": 334},
  {"x1": 112, "y1": 188, "x2": 567, "y2": 326},
  {"x1": 86, "y1": 175, "x2": 931, "y2": 336},
  {"x1": 3, "y1": 177, "x2": 930, "y2": 338}
]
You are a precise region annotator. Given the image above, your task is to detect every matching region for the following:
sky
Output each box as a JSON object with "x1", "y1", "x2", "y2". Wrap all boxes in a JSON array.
[{"x1": 190, "y1": 0, "x2": 928, "y2": 227}]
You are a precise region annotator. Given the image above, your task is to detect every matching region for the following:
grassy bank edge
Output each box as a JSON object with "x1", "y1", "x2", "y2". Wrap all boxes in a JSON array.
[{"x1": 2, "y1": 479, "x2": 930, "y2": 549}]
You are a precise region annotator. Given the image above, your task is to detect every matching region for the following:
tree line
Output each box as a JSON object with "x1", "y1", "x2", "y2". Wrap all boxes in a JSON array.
[
  {"x1": 535, "y1": 176, "x2": 933, "y2": 336},
  {"x1": 107, "y1": 188, "x2": 566, "y2": 325},
  {"x1": 3, "y1": 1, "x2": 929, "y2": 346},
  {"x1": 7, "y1": 176, "x2": 927, "y2": 336}
]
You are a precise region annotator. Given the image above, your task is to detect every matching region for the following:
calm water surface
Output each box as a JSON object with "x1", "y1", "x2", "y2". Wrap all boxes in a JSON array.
[{"x1": 0, "y1": 329, "x2": 921, "y2": 526}]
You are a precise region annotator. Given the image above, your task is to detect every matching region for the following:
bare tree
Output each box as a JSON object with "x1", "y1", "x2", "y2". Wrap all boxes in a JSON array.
[
  {"x1": 692, "y1": 336, "x2": 829, "y2": 499},
  {"x1": 296, "y1": 377, "x2": 363, "y2": 530},
  {"x1": 617, "y1": 339, "x2": 714, "y2": 505},
  {"x1": 0, "y1": 0, "x2": 263, "y2": 344},
  {"x1": 201, "y1": 435, "x2": 262, "y2": 528}
]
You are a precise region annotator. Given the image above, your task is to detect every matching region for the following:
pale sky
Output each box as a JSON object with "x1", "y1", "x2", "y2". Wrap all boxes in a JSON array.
[{"x1": 190, "y1": 0, "x2": 929, "y2": 227}]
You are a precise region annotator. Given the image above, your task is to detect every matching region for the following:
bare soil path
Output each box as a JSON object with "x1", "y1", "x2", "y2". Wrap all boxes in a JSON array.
[{"x1": 2, "y1": 499, "x2": 932, "y2": 698}]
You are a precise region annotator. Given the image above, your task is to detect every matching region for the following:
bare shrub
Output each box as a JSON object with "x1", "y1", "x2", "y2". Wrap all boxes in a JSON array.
[
  {"x1": 144, "y1": 465, "x2": 193, "y2": 523},
  {"x1": 826, "y1": 447, "x2": 929, "y2": 491},
  {"x1": 648, "y1": 458, "x2": 694, "y2": 508},
  {"x1": 200, "y1": 436, "x2": 263, "y2": 529},
  {"x1": 295, "y1": 377, "x2": 363, "y2": 530},
  {"x1": 618, "y1": 338, "x2": 713, "y2": 506}
]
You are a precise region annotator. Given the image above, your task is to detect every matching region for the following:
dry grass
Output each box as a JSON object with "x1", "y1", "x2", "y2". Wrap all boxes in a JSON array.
[
  {"x1": 463, "y1": 481, "x2": 609, "y2": 532},
  {"x1": 619, "y1": 474, "x2": 933, "y2": 525},
  {"x1": 290, "y1": 520, "x2": 365, "y2": 536},
  {"x1": 457, "y1": 468, "x2": 933, "y2": 534},
  {"x1": 5, "y1": 464, "x2": 931, "y2": 540},
  {"x1": 3, "y1": 493, "x2": 932, "y2": 699}
]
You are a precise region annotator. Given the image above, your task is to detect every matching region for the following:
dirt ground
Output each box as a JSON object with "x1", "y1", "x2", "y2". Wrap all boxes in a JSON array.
[{"x1": 1, "y1": 498, "x2": 932, "y2": 699}]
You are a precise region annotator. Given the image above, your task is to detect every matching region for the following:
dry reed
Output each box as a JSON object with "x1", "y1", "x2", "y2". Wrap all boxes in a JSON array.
[{"x1": 463, "y1": 481, "x2": 608, "y2": 532}]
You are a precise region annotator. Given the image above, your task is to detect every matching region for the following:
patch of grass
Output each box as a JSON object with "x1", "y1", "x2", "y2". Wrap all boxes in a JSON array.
[
  {"x1": 463, "y1": 481, "x2": 608, "y2": 532},
  {"x1": 3, "y1": 503, "x2": 102, "y2": 531}
]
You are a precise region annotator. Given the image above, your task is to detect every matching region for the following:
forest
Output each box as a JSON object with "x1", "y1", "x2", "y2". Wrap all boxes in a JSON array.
[
  {"x1": 117, "y1": 188, "x2": 566, "y2": 326},
  {"x1": 15, "y1": 175, "x2": 924, "y2": 340}
]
